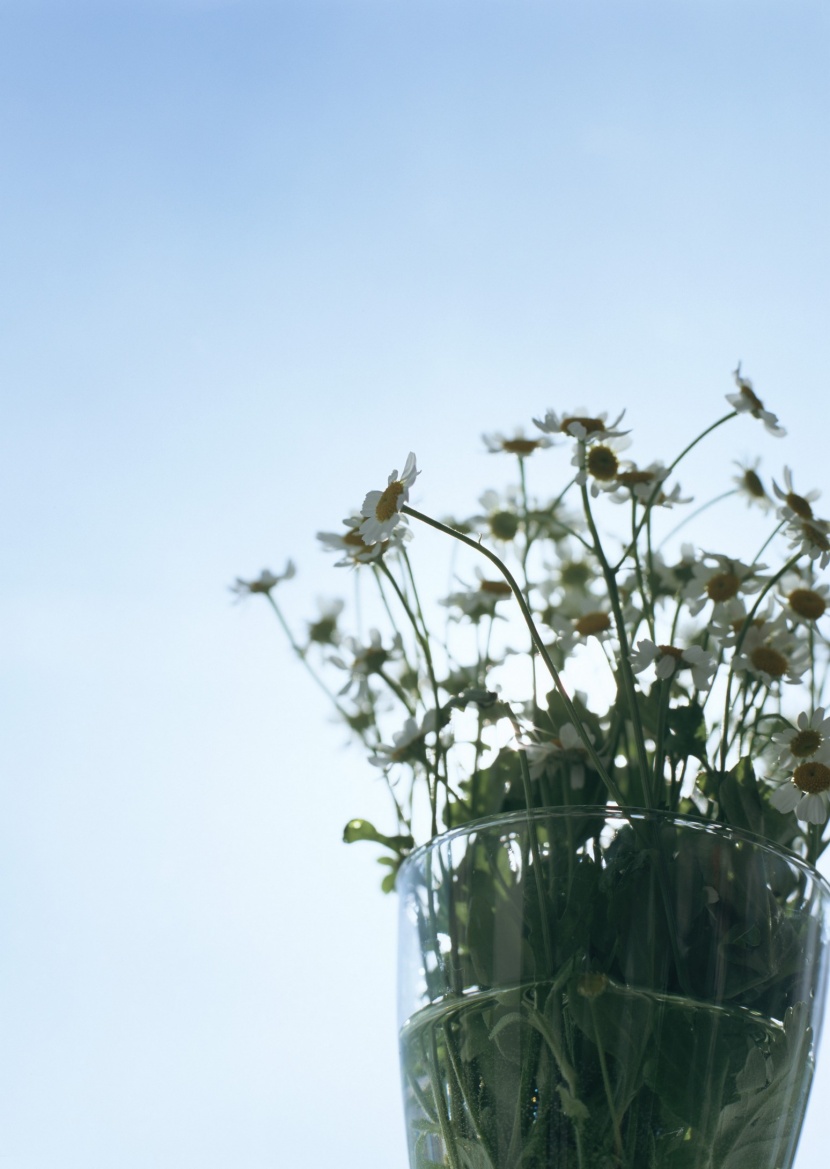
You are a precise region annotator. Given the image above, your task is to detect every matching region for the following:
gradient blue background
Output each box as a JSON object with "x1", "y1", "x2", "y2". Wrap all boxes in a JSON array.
[{"x1": 3, "y1": 2, "x2": 830, "y2": 1165}]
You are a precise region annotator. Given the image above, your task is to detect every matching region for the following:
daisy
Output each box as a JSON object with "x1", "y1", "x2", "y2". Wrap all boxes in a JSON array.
[
  {"x1": 318, "y1": 516, "x2": 408, "y2": 567},
  {"x1": 776, "y1": 574, "x2": 829, "y2": 625},
  {"x1": 441, "y1": 572, "x2": 514, "y2": 623},
  {"x1": 570, "y1": 434, "x2": 632, "y2": 496},
  {"x1": 523, "y1": 722, "x2": 595, "y2": 789},
  {"x1": 359, "y1": 453, "x2": 419, "y2": 545},
  {"x1": 733, "y1": 458, "x2": 772, "y2": 510},
  {"x1": 726, "y1": 365, "x2": 786, "y2": 437},
  {"x1": 771, "y1": 709, "x2": 830, "y2": 769},
  {"x1": 773, "y1": 467, "x2": 820, "y2": 524},
  {"x1": 482, "y1": 430, "x2": 553, "y2": 456},
  {"x1": 681, "y1": 554, "x2": 766, "y2": 617},
  {"x1": 770, "y1": 762, "x2": 830, "y2": 824},
  {"x1": 630, "y1": 639, "x2": 717, "y2": 691},
  {"x1": 230, "y1": 561, "x2": 296, "y2": 600},
  {"x1": 306, "y1": 598, "x2": 345, "y2": 646},
  {"x1": 533, "y1": 407, "x2": 628, "y2": 443},
  {"x1": 732, "y1": 616, "x2": 809, "y2": 687},
  {"x1": 469, "y1": 488, "x2": 521, "y2": 543},
  {"x1": 370, "y1": 710, "x2": 440, "y2": 769},
  {"x1": 787, "y1": 517, "x2": 830, "y2": 570}
]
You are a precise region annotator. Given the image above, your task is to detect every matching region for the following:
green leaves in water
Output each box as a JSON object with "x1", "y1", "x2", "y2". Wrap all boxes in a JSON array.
[{"x1": 401, "y1": 982, "x2": 813, "y2": 1169}]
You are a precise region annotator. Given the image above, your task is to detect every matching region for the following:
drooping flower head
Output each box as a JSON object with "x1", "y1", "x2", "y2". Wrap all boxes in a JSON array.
[
  {"x1": 359, "y1": 453, "x2": 419, "y2": 545},
  {"x1": 726, "y1": 365, "x2": 786, "y2": 437}
]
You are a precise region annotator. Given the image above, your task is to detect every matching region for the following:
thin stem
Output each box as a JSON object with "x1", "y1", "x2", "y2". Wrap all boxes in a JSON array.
[{"x1": 402, "y1": 504, "x2": 624, "y2": 804}]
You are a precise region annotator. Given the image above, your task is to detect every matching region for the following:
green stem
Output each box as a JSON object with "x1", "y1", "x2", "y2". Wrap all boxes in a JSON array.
[{"x1": 402, "y1": 504, "x2": 624, "y2": 805}]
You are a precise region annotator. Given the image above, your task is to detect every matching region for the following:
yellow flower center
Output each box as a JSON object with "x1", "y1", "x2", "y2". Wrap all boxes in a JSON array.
[
  {"x1": 788, "y1": 588, "x2": 826, "y2": 621},
  {"x1": 344, "y1": 529, "x2": 368, "y2": 547},
  {"x1": 790, "y1": 728, "x2": 823, "y2": 758},
  {"x1": 489, "y1": 510, "x2": 520, "y2": 540},
  {"x1": 374, "y1": 480, "x2": 405, "y2": 522},
  {"x1": 586, "y1": 444, "x2": 619, "y2": 481},
  {"x1": 739, "y1": 385, "x2": 765, "y2": 413},
  {"x1": 793, "y1": 760, "x2": 830, "y2": 794},
  {"x1": 479, "y1": 578, "x2": 513, "y2": 596},
  {"x1": 502, "y1": 438, "x2": 541, "y2": 455},
  {"x1": 706, "y1": 571, "x2": 740, "y2": 603},
  {"x1": 786, "y1": 492, "x2": 814, "y2": 521},
  {"x1": 742, "y1": 469, "x2": 766, "y2": 499},
  {"x1": 657, "y1": 644, "x2": 684, "y2": 660},
  {"x1": 575, "y1": 611, "x2": 611, "y2": 637},
  {"x1": 803, "y1": 522, "x2": 830, "y2": 553},
  {"x1": 617, "y1": 468, "x2": 654, "y2": 487},
  {"x1": 560, "y1": 562, "x2": 592, "y2": 588},
  {"x1": 750, "y1": 645, "x2": 788, "y2": 678},
  {"x1": 561, "y1": 415, "x2": 605, "y2": 435}
]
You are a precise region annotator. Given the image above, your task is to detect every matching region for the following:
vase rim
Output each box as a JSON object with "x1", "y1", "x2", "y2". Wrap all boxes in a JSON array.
[{"x1": 399, "y1": 803, "x2": 830, "y2": 894}]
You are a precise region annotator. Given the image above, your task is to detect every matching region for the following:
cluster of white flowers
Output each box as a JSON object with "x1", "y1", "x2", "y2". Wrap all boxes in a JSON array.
[{"x1": 239, "y1": 368, "x2": 830, "y2": 854}]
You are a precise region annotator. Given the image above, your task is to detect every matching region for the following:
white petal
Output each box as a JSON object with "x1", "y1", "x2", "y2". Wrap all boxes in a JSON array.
[
  {"x1": 770, "y1": 783, "x2": 801, "y2": 812},
  {"x1": 797, "y1": 793, "x2": 829, "y2": 824}
]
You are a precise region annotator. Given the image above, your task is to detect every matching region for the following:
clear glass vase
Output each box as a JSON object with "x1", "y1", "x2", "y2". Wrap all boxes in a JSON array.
[{"x1": 397, "y1": 807, "x2": 830, "y2": 1169}]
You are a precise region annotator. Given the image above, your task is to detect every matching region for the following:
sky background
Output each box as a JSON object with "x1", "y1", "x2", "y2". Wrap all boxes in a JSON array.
[{"x1": 2, "y1": 1, "x2": 830, "y2": 1166}]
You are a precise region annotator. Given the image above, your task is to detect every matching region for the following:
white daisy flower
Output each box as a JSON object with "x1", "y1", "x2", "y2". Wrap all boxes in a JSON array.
[
  {"x1": 523, "y1": 722, "x2": 595, "y2": 789},
  {"x1": 482, "y1": 430, "x2": 553, "y2": 456},
  {"x1": 773, "y1": 467, "x2": 820, "y2": 524},
  {"x1": 769, "y1": 761, "x2": 830, "y2": 824},
  {"x1": 318, "y1": 515, "x2": 409, "y2": 567},
  {"x1": 787, "y1": 517, "x2": 830, "y2": 570},
  {"x1": 776, "y1": 574, "x2": 829, "y2": 625},
  {"x1": 533, "y1": 407, "x2": 628, "y2": 442},
  {"x1": 630, "y1": 639, "x2": 717, "y2": 691},
  {"x1": 359, "y1": 453, "x2": 419, "y2": 545},
  {"x1": 733, "y1": 457, "x2": 772, "y2": 510},
  {"x1": 682, "y1": 554, "x2": 766, "y2": 617},
  {"x1": 230, "y1": 561, "x2": 296, "y2": 600},
  {"x1": 441, "y1": 570, "x2": 514, "y2": 623},
  {"x1": 570, "y1": 434, "x2": 632, "y2": 496},
  {"x1": 732, "y1": 616, "x2": 809, "y2": 687},
  {"x1": 370, "y1": 710, "x2": 440, "y2": 769},
  {"x1": 771, "y1": 709, "x2": 830, "y2": 769},
  {"x1": 726, "y1": 365, "x2": 786, "y2": 437}
]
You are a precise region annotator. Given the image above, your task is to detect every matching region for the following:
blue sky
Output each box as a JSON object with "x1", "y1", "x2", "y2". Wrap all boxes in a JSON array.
[{"x1": 3, "y1": 3, "x2": 830, "y2": 1166}]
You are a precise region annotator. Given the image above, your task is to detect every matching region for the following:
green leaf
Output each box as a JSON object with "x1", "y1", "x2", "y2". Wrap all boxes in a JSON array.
[
  {"x1": 710, "y1": 1003, "x2": 813, "y2": 1169},
  {"x1": 342, "y1": 818, "x2": 414, "y2": 853},
  {"x1": 666, "y1": 701, "x2": 709, "y2": 762}
]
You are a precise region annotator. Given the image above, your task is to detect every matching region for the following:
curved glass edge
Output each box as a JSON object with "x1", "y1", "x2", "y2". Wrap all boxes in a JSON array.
[{"x1": 398, "y1": 804, "x2": 830, "y2": 900}]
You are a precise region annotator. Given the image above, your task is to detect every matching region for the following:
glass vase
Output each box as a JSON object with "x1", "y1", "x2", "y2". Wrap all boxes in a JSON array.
[{"x1": 397, "y1": 807, "x2": 830, "y2": 1169}]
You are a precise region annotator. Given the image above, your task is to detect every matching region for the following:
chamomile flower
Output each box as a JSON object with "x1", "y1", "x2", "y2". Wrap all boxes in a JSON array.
[
  {"x1": 470, "y1": 488, "x2": 521, "y2": 543},
  {"x1": 732, "y1": 616, "x2": 809, "y2": 687},
  {"x1": 306, "y1": 598, "x2": 345, "y2": 646},
  {"x1": 571, "y1": 434, "x2": 632, "y2": 496},
  {"x1": 441, "y1": 571, "x2": 515, "y2": 623},
  {"x1": 533, "y1": 407, "x2": 628, "y2": 442},
  {"x1": 771, "y1": 709, "x2": 830, "y2": 769},
  {"x1": 776, "y1": 574, "x2": 829, "y2": 626},
  {"x1": 523, "y1": 722, "x2": 596, "y2": 789},
  {"x1": 318, "y1": 515, "x2": 409, "y2": 567},
  {"x1": 230, "y1": 561, "x2": 296, "y2": 600},
  {"x1": 733, "y1": 458, "x2": 772, "y2": 510},
  {"x1": 682, "y1": 554, "x2": 766, "y2": 617},
  {"x1": 482, "y1": 430, "x2": 553, "y2": 456},
  {"x1": 630, "y1": 639, "x2": 717, "y2": 691},
  {"x1": 773, "y1": 467, "x2": 820, "y2": 524},
  {"x1": 726, "y1": 365, "x2": 786, "y2": 437},
  {"x1": 359, "y1": 453, "x2": 419, "y2": 545},
  {"x1": 370, "y1": 710, "x2": 440, "y2": 770},
  {"x1": 787, "y1": 517, "x2": 830, "y2": 570},
  {"x1": 770, "y1": 762, "x2": 830, "y2": 824}
]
